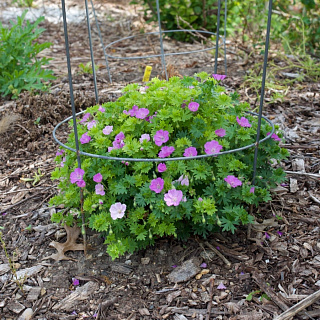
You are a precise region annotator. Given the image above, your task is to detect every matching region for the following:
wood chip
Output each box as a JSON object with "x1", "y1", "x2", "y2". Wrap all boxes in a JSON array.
[
  {"x1": 138, "y1": 308, "x2": 150, "y2": 316},
  {"x1": 52, "y1": 281, "x2": 99, "y2": 311},
  {"x1": 168, "y1": 257, "x2": 201, "y2": 283},
  {"x1": 7, "y1": 300, "x2": 25, "y2": 314}
]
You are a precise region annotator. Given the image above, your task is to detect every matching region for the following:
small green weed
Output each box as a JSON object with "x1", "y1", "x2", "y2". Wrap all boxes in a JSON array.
[
  {"x1": 78, "y1": 62, "x2": 99, "y2": 75},
  {"x1": 0, "y1": 10, "x2": 56, "y2": 99},
  {"x1": 12, "y1": 0, "x2": 34, "y2": 7}
]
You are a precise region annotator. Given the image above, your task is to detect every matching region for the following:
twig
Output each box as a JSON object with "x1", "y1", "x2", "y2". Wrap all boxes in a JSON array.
[
  {"x1": 206, "y1": 277, "x2": 214, "y2": 320},
  {"x1": 176, "y1": 15, "x2": 208, "y2": 41},
  {"x1": 308, "y1": 192, "x2": 320, "y2": 205},
  {"x1": 274, "y1": 289, "x2": 320, "y2": 320},
  {"x1": 209, "y1": 239, "x2": 249, "y2": 261},
  {"x1": 205, "y1": 241, "x2": 231, "y2": 268},
  {"x1": 252, "y1": 273, "x2": 290, "y2": 312},
  {"x1": 14, "y1": 123, "x2": 30, "y2": 135},
  {"x1": 284, "y1": 171, "x2": 320, "y2": 179}
]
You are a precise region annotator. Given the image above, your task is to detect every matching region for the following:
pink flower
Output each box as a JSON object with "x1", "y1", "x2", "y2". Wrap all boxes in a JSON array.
[
  {"x1": 188, "y1": 102, "x2": 199, "y2": 112},
  {"x1": 215, "y1": 128, "x2": 226, "y2": 137},
  {"x1": 70, "y1": 168, "x2": 85, "y2": 184},
  {"x1": 80, "y1": 132, "x2": 91, "y2": 144},
  {"x1": 103, "y1": 126, "x2": 113, "y2": 135},
  {"x1": 98, "y1": 106, "x2": 105, "y2": 112},
  {"x1": 140, "y1": 134, "x2": 150, "y2": 143},
  {"x1": 56, "y1": 149, "x2": 65, "y2": 156},
  {"x1": 212, "y1": 74, "x2": 226, "y2": 81},
  {"x1": 113, "y1": 140, "x2": 125, "y2": 149},
  {"x1": 236, "y1": 116, "x2": 251, "y2": 128},
  {"x1": 60, "y1": 157, "x2": 66, "y2": 167},
  {"x1": 93, "y1": 173, "x2": 102, "y2": 183},
  {"x1": 86, "y1": 120, "x2": 96, "y2": 130},
  {"x1": 217, "y1": 282, "x2": 226, "y2": 290},
  {"x1": 164, "y1": 189, "x2": 183, "y2": 206},
  {"x1": 109, "y1": 202, "x2": 126, "y2": 220},
  {"x1": 79, "y1": 113, "x2": 90, "y2": 124},
  {"x1": 154, "y1": 130, "x2": 169, "y2": 146},
  {"x1": 108, "y1": 147, "x2": 114, "y2": 152},
  {"x1": 204, "y1": 140, "x2": 223, "y2": 155},
  {"x1": 127, "y1": 105, "x2": 139, "y2": 117},
  {"x1": 267, "y1": 132, "x2": 281, "y2": 142},
  {"x1": 178, "y1": 175, "x2": 189, "y2": 186},
  {"x1": 76, "y1": 180, "x2": 86, "y2": 188},
  {"x1": 224, "y1": 175, "x2": 242, "y2": 188},
  {"x1": 149, "y1": 177, "x2": 164, "y2": 193},
  {"x1": 99, "y1": 200, "x2": 103, "y2": 205},
  {"x1": 183, "y1": 147, "x2": 197, "y2": 157},
  {"x1": 158, "y1": 146, "x2": 175, "y2": 158},
  {"x1": 188, "y1": 86, "x2": 195, "y2": 89},
  {"x1": 250, "y1": 187, "x2": 255, "y2": 193},
  {"x1": 198, "y1": 197, "x2": 203, "y2": 201},
  {"x1": 72, "y1": 278, "x2": 80, "y2": 286},
  {"x1": 115, "y1": 132, "x2": 125, "y2": 142},
  {"x1": 95, "y1": 183, "x2": 105, "y2": 196},
  {"x1": 157, "y1": 163, "x2": 167, "y2": 172},
  {"x1": 136, "y1": 108, "x2": 149, "y2": 119}
]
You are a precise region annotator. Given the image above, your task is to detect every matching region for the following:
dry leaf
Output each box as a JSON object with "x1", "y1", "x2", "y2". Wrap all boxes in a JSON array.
[{"x1": 43, "y1": 225, "x2": 84, "y2": 261}]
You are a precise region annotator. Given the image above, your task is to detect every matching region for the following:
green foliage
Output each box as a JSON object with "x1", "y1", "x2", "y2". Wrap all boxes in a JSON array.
[
  {"x1": 50, "y1": 73, "x2": 288, "y2": 260},
  {"x1": 78, "y1": 62, "x2": 99, "y2": 75},
  {"x1": 130, "y1": 0, "x2": 218, "y2": 41},
  {"x1": 12, "y1": 0, "x2": 34, "y2": 7},
  {"x1": 0, "y1": 10, "x2": 55, "y2": 99}
]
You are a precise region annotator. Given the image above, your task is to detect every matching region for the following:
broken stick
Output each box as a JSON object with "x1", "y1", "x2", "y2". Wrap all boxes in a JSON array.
[
  {"x1": 205, "y1": 241, "x2": 231, "y2": 268},
  {"x1": 274, "y1": 288, "x2": 320, "y2": 320}
]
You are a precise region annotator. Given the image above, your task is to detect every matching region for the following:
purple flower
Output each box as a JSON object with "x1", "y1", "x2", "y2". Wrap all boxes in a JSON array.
[
  {"x1": 188, "y1": 102, "x2": 199, "y2": 112},
  {"x1": 158, "y1": 146, "x2": 175, "y2": 158},
  {"x1": 204, "y1": 140, "x2": 223, "y2": 155},
  {"x1": 200, "y1": 262, "x2": 207, "y2": 268},
  {"x1": 110, "y1": 202, "x2": 126, "y2": 220},
  {"x1": 277, "y1": 231, "x2": 283, "y2": 237},
  {"x1": 98, "y1": 105, "x2": 105, "y2": 112},
  {"x1": 113, "y1": 140, "x2": 125, "y2": 149},
  {"x1": 71, "y1": 311, "x2": 77, "y2": 315},
  {"x1": 164, "y1": 189, "x2": 183, "y2": 206},
  {"x1": 72, "y1": 278, "x2": 80, "y2": 286},
  {"x1": 115, "y1": 132, "x2": 125, "y2": 142},
  {"x1": 60, "y1": 157, "x2": 66, "y2": 167},
  {"x1": 128, "y1": 105, "x2": 139, "y2": 117},
  {"x1": 188, "y1": 86, "x2": 195, "y2": 89},
  {"x1": 93, "y1": 173, "x2": 103, "y2": 183},
  {"x1": 224, "y1": 175, "x2": 242, "y2": 188},
  {"x1": 79, "y1": 113, "x2": 90, "y2": 124},
  {"x1": 236, "y1": 116, "x2": 252, "y2": 128},
  {"x1": 171, "y1": 265, "x2": 177, "y2": 268},
  {"x1": 212, "y1": 74, "x2": 226, "y2": 81},
  {"x1": 198, "y1": 197, "x2": 203, "y2": 202},
  {"x1": 103, "y1": 126, "x2": 113, "y2": 135},
  {"x1": 99, "y1": 200, "x2": 103, "y2": 205},
  {"x1": 265, "y1": 232, "x2": 270, "y2": 240},
  {"x1": 56, "y1": 149, "x2": 65, "y2": 156},
  {"x1": 95, "y1": 183, "x2": 105, "y2": 196},
  {"x1": 181, "y1": 103, "x2": 186, "y2": 109},
  {"x1": 70, "y1": 168, "x2": 85, "y2": 184},
  {"x1": 154, "y1": 130, "x2": 169, "y2": 146},
  {"x1": 215, "y1": 128, "x2": 226, "y2": 137},
  {"x1": 157, "y1": 163, "x2": 167, "y2": 172},
  {"x1": 140, "y1": 134, "x2": 150, "y2": 143},
  {"x1": 250, "y1": 187, "x2": 255, "y2": 193},
  {"x1": 149, "y1": 177, "x2": 164, "y2": 193},
  {"x1": 2, "y1": 212, "x2": 7, "y2": 216},
  {"x1": 178, "y1": 175, "x2": 189, "y2": 186},
  {"x1": 217, "y1": 282, "x2": 226, "y2": 290},
  {"x1": 267, "y1": 132, "x2": 281, "y2": 142},
  {"x1": 86, "y1": 120, "x2": 96, "y2": 130},
  {"x1": 80, "y1": 132, "x2": 91, "y2": 144},
  {"x1": 76, "y1": 180, "x2": 86, "y2": 188},
  {"x1": 183, "y1": 147, "x2": 198, "y2": 157},
  {"x1": 136, "y1": 108, "x2": 149, "y2": 119}
]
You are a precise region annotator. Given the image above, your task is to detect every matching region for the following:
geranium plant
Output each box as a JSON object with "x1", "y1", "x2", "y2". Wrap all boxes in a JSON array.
[{"x1": 50, "y1": 72, "x2": 289, "y2": 259}]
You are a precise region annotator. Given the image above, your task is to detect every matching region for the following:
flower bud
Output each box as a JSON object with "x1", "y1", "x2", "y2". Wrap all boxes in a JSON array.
[
  {"x1": 150, "y1": 204, "x2": 153, "y2": 210},
  {"x1": 202, "y1": 214, "x2": 206, "y2": 224},
  {"x1": 149, "y1": 229, "x2": 153, "y2": 239},
  {"x1": 152, "y1": 171, "x2": 157, "y2": 179},
  {"x1": 216, "y1": 215, "x2": 222, "y2": 226}
]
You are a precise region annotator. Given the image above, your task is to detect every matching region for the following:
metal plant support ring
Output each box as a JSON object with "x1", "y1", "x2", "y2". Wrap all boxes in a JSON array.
[{"x1": 57, "y1": 0, "x2": 274, "y2": 193}]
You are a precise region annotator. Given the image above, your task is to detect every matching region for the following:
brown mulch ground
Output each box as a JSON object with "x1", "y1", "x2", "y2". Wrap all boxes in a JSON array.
[{"x1": 0, "y1": 1, "x2": 320, "y2": 319}]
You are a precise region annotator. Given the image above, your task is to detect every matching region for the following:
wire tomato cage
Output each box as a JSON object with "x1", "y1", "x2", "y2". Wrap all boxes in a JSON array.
[{"x1": 54, "y1": 0, "x2": 275, "y2": 250}]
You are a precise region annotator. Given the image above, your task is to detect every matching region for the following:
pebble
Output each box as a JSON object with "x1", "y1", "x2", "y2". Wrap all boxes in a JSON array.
[{"x1": 17, "y1": 308, "x2": 33, "y2": 320}]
